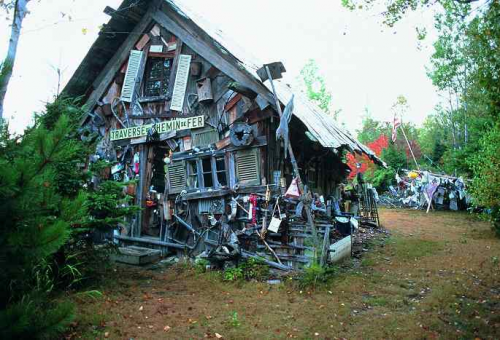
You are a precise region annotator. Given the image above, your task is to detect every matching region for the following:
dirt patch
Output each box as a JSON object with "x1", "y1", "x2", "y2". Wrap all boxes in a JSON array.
[{"x1": 67, "y1": 208, "x2": 500, "y2": 339}]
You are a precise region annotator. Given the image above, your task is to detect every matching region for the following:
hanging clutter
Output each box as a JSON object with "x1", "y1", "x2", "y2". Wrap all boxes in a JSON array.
[
  {"x1": 380, "y1": 169, "x2": 471, "y2": 212},
  {"x1": 63, "y1": 0, "x2": 386, "y2": 270}
]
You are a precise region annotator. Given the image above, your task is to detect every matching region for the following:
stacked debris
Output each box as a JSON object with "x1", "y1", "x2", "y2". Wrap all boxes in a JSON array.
[
  {"x1": 186, "y1": 189, "x2": 362, "y2": 271},
  {"x1": 380, "y1": 170, "x2": 471, "y2": 211}
]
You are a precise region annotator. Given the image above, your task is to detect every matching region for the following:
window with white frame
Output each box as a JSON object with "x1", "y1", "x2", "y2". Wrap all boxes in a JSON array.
[{"x1": 184, "y1": 155, "x2": 228, "y2": 190}]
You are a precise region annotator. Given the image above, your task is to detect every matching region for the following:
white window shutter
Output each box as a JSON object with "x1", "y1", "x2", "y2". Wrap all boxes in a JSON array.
[
  {"x1": 236, "y1": 149, "x2": 260, "y2": 185},
  {"x1": 170, "y1": 54, "x2": 192, "y2": 112},
  {"x1": 166, "y1": 161, "x2": 186, "y2": 194},
  {"x1": 121, "y1": 50, "x2": 145, "y2": 103}
]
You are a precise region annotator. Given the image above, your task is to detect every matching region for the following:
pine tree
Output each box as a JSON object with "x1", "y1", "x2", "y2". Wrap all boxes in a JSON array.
[
  {"x1": 0, "y1": 96, "x2": 140, "y2": 338},
  {"x1": 0, "y1": 114, "x2": 83, "y2": 339}
]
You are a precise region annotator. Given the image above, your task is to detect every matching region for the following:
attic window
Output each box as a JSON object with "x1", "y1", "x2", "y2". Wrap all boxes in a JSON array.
[{"x1": 143, "y1": 58, "x2": 171, "y2": 97}]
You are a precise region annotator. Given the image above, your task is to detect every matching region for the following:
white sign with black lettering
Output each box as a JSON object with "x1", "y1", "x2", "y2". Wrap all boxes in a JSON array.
[{"x1": 109, "y1": 115, "x2": 204, "y2": 141}]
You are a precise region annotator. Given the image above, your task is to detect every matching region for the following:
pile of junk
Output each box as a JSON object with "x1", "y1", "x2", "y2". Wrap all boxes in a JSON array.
[
  {"x1": 170, "y1": 177, "x2": 382, "y2": 271},
  {"x1": 109, "y1": 169, "x2": 384, "y2": 272},
  {"x1": 379, "y1": 169, "x2": 471, "y2": 212}
]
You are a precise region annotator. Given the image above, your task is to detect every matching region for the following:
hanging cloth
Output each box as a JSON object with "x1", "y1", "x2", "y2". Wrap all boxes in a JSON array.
[{"x1": 285, "y1": 177, "x2": 301, "y2": 199}]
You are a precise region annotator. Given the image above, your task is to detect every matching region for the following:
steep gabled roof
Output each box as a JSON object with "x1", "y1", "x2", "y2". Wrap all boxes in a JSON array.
[
  {"x1": 163, "y1": 0, "x2": 384, "y2": 166},
  {"x1": 64, "y1": 0, "x2": 385, "y2": 166}
]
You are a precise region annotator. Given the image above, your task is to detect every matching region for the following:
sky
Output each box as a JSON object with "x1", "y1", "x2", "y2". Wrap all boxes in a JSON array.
[{"x1": 0, "y1": 0, "x2": 440, "y2": 135}]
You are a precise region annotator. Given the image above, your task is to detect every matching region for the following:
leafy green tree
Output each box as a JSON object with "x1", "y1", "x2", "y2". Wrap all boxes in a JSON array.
[
  {"x1": 469, "y1": 123, "x2": 500, "y2": 235},
  {"x1": 299, "y1": 59, "x2": 333, "y2": 115},
  {"x1": 344, "y1": 0, "x2": 500, "y2": 235},
  {"x1": 354, "y1": 105, "x2": 417, "y2": 190},
  {"x1": 367, "y1": 142, "x2": 408, "y2": 191},
  {"x1": 341, "y1": 0, "x2": 481, "y2": 27},
  {"x1": 356, "y1": 109, "x2": 389, "y2": 145},
  {"x1": 419, "y1": 114, "x2": 448, "y2": 169}
]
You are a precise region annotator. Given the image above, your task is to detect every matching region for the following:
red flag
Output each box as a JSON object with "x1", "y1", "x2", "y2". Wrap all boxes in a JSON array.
[{"x1": 391, "y1": 114, "x2": 401, "y2": 143}]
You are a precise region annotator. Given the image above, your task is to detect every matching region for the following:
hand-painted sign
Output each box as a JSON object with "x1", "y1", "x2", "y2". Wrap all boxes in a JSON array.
[{"x1": 110, "y1": 115, "x2": 204, "y2": 141}]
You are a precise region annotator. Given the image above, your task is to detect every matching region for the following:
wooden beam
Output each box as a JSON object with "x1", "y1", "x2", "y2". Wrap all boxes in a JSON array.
[
  {"x1": 148, "y1": 51, "x2": 175, "y2": 58},
  {"x1": 180, "y1": 189, "x2": 231, "y2": 201},
  {"x1": 171, "y1": 135, "x2": 267, "y2": 161},
  {"x1": 228, "y1": 81, "x2": 258, "y2": 99},
  {"x1": 151, "y1": 9, "x2": 275, "y2": 105},
  {"x1": 225, "y1": 93, "x2": 242, "y2": 111},
  {"x1": 114, "y1": 235, "x2": 185, "y2": 249},
  {"x1": 104, "y1": 6, "x2": 116, "y2": 16}
]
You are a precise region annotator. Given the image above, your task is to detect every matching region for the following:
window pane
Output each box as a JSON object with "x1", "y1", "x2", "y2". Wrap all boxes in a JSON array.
[
  {"x1": 217, "y1": 171, "x2": 227, "y2": 186},
  {"x1": 187, "y1": 161, "x2": 198, "y2": 188},
  {"x1": 199, "y1": 158, "x2": 213, "y2": 188},
  {"x1": 188, "y1": 174, "x2": 198, "y2": 188},
  {"x1": 187, "y1": 161, "x2": 196, "y2": 175},
  {"x1": 216, "y1": 158, "x2": 225, "y2": 171},
  {"x1": 144, "y1": 57, "x2": 171, "y2": 97},
  {"x1": 204, "y1": 173, "x2": 213, "y2": 187},
  {"x1": 202, "y1": 158, "x2": 212, "y2": 173},
  {"x1": 215, "y1": 157, "x2": 227, "y2": 186}
]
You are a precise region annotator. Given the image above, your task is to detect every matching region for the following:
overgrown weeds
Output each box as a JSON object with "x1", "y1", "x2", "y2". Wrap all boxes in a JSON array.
[
  {"x1": 222, "y1": 258, "x2": 270, "y2": 282},
  {"x1": 296, "y1": 263, "x2": 338, "y2": 290},
  {"x1": 229, "y1": 311, "x2": 241, "y2": 328}
]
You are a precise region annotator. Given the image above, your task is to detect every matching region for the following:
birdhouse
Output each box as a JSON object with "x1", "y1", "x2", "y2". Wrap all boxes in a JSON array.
[{"x1": 196, "y1": 77, "x2": 213, "y2": 103}]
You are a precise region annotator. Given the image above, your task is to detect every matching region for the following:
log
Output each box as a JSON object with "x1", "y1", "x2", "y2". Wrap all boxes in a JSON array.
[{"x1": 228, "y1": 81, "x2": 258, "y2": 99}]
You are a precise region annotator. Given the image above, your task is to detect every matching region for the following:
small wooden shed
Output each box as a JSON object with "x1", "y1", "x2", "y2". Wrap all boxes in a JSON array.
[{"x1": 64, "y1": 0, "x2": 384, "y2": 269}]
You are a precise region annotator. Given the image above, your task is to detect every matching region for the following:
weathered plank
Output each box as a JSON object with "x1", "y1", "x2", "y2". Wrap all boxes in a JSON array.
[{"x1": 114, "y1": 235, "x2": 185, "y2": 249}]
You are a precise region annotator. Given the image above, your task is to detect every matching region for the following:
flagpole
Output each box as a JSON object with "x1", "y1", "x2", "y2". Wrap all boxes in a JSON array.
[{"x1": 399, "y1": 124, "x2": 420, "y2": 170}]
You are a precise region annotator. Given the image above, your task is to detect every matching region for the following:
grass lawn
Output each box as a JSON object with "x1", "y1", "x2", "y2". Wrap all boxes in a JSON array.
[{"x1": 66, "y1": 208, "x2": 500, "y2": 339}]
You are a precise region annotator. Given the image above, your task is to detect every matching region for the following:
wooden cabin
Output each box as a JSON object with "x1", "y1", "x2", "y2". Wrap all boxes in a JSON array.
[{"x1": 64, "y1": 0, "x2": 384, "y2": 269}]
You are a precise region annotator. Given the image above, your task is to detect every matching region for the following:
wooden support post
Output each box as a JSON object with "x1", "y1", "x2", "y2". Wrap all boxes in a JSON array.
[
  {"x1": 264, "y1": 65, "x2": 320, "y2": 263},
  {"x1": 320, "y1": 225, "x2": 330, "y2": 267},
  {"x1": 320, "y1": 225, "x2": 331, "y2": 267},
  {"x1": 134, "y1": 145, "x2": 147, "y2": 237},
  {"x1": 141, "y1": 146, "x2": 154, "y2": 234},
  {"x1": 135, "y1": 145, "x2": 152, "y2": 237}
]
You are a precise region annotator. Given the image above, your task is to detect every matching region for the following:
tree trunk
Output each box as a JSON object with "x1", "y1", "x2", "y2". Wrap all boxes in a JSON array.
[{"x1": 0, "y1": 0, "x2": 30, "y2": 120}]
